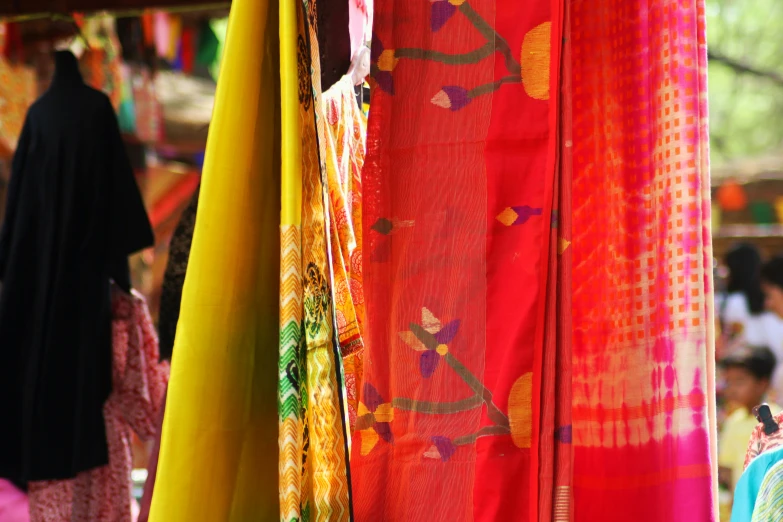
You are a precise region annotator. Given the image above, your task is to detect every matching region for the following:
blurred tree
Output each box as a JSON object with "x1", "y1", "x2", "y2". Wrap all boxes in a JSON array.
[{"x1": 708, "y1": 0, "x2": 783, "y2": 165}]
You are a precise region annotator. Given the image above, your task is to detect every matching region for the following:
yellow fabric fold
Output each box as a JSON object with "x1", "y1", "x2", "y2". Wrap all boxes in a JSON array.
[
  {"x1": 149, "y1": 0, "x2": 281, "y2": 519},
  {"x1": 278, "y1": 0, "x2": 304, "y2": 518},
  {"x1": 280, "y1": 0, "x2": 301, "y2": 229}
]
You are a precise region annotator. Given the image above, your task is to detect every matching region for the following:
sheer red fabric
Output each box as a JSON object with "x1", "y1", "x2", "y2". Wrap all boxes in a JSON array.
[{"x1": 353, "y1": 1, "x2": 563, "y2": 521}]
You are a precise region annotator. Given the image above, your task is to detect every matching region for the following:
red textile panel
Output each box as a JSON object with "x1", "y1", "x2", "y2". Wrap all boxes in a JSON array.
[
  {"x1": 353, "y1": 0, "x2": 563, "y2": 520},
  {"x1": 569, "y1": 0, "x2": 716, "y2": 520}
]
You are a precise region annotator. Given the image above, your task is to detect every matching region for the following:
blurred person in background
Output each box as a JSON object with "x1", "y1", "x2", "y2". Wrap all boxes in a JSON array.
[
  {"x1": 718, "y1": 245, "x2": 783, "y2": 371},
  {"x1": 762, "y1": 256, "x2": 783, "y2": 321},
  {"x1": 719, "y1": 346, "x2": 779, "y2": 494},
  {"x1": 758, "y1": 256, "x2": 783, "y2": 399}
]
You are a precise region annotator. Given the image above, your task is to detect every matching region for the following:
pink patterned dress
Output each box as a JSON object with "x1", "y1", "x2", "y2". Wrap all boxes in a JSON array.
[
  {"x1": 27, "y1": 288, "x2": 168, "y2": 522},
  {"x1": 745, "y1": 411, "x2": 783, "y2": 469}
]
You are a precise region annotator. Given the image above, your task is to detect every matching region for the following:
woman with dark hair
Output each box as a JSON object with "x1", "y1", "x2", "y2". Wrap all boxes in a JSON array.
[
  {"x1": 718, "y1": 245, "x2": 783, "y2": 389},
  {"x1": 725, "y1": 244, "x2": 766, "y2": 316},
  {"x1": 762, "y1": 256, "x2": 783, "y2": 321},
  {"x1": 719, "y1": 244, "x2": 782, "y2": 347}
]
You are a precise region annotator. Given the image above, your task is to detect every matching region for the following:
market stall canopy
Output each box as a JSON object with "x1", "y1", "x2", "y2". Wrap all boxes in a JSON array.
[{"x1": 0, "y1": 0, "x2": 228, "y2": 16}]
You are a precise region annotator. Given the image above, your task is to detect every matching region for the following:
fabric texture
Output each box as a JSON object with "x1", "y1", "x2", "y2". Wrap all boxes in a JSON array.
[
  {"x1": 0, "y1": 50, "x2": 154, "y2": 483},
  {"x1": 349, "y1": 0, "x2": 372, "y2": 58},
  {"x1": 731, "y1": 446, "x2": 783, "y2": 522},
  {"x1": 569, "y1": 1, "x2": 716, "y2": 520},
  {"x1": 148, "y1": 0, "x2": 282, "y2": 518},
  {"x1": 157, "y1": 187, "x2": 200, "y2": 361},
  {"x1": 137, "y1": 386, "x2": 167, "y2": 522},
  {"x1": 751, "y1": 458, "x2": 783, "y2": 522},
  {"x1": 538, "y1": 4, "x2": 573, "y2": 517},
  {"x1": 79, "y1": 29, "x2": 124, "y2": 111},
  {"x1": 27, "y1": 288, "x2": 167, "y2": 522},
  {"x1": 353, "y1": 1, "x2": 563, "y2": 521},
  {"x1": 0, "y1": 57, "x2": 35, "y2": 157},
  {"x1": 325, "y1": 74, "x2": 367, "y2": 358},
  {"x1": 355, "y1": 0, "x2": 715, "y2": 520},
  {"x1": 278, "y1": 0, "x2": 305, "y2": 517},
  {"x1": 0, "y1": 479, "x2": 28, "y2": 522},
  {"x1": 745, "y1": 411, "x2": 783, "y2": 468},
  {"x1": 277, "y1": 1, "x2": 352, "y2": 520},
  {"x1": 323, "y1": 74, "x2": 368, "y2": 431}
]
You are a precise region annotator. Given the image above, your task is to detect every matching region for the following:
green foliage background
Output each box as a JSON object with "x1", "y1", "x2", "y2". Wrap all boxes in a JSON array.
[{"x1": 708, "y1": 0, "x2": 783, "y2": 165}]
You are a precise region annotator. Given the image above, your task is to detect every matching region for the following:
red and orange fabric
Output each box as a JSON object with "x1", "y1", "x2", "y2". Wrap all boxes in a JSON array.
[
  {"x1": 569, "y1": 1, "x2": 716, "y2": 521},
  {"x1": 353, "y1": 1, "x2": 562, "y2": 520},
  {"x1": 354, "y1": 0, "x2": 715, "y2": 520},
  {"x1": 325, "y1": 74, "x2": 368, "y2": 356},
  {"x1": 323, "y1": 74, "x2": 369, "y2": 430}
]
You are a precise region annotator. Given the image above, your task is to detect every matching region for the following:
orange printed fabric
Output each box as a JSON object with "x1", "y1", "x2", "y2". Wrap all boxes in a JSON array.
[
  {"x1": 324, "y1": 74, "x2": 368, "y2": 356},
  {"x1": 353, "y1": 1, "x2": 563, "y2": 521},
  {"x1": 323, "y1": 74, "x2": 368, "y2": 430}
]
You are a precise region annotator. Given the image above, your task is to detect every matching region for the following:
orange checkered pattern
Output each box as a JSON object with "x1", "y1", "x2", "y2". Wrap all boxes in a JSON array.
[{"x1": 570, "y1": 0, "x2": 715, "y2": 520}]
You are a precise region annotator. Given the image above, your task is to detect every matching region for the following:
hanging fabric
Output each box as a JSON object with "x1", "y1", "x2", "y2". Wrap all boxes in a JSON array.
[
  {"x1": 349, "y1": 0, "x2": 372, "y2": 58},
  {"x1": 181, "y1": 27, "x2": 196, "y2": 74},
  {"x1": 537, "y1": 2, "x2": 573, "y2": 517},
  {"x1": 331, "y1": 58, "x2": 371, "y2": 353},
  {"x1": 323, "y1": 75, "x2": 368, "y2": 429},
  {"x1": 130, "y1": 66, "x2": 163, "y2": 144},
  {"x1": 154, "y1": 12, "x2": 170, "y2": 59},
  {"x1": 750, "y1": 458, "x2": 783, "y2": 522},
  {"x1": 0, "y1": 20, "x2": 35, "y2": 155},
  {"x1": 79, "y1": 18, "x2": 124, "y2": 110},
  {"x1": 196, "y1": 20, "x2": 220, "y2": 68},
  {"x1": 278, "y1": 0, "x2": 353, "y2": 519},
  {"x1": 137, "y1": 187, "x2": 201, "y2": 522},
  {"x1": 0, "y1": 57, "x2": 35, "y2": 157},
  {"x1": 569, "y1": 1, "x2": 715, "y2": 520},
  {"x1": 352, "y1": 0, "x2": 564, "y2": 520},
  {"x1": 117, "y1": 63, "x2": 136, "y2": 134},
  {"x1": 148, "y1": 0, "x2": 281, "y2": 518},
  {"x1": 158, "y1": 187, "x2": 200, "y2": 362},
  {"x1": 27, "y1": 288, "x2": 167, "y2": 522},
  {"x1": 354, "y1": 0, "x2": 715, "y2": 520}
]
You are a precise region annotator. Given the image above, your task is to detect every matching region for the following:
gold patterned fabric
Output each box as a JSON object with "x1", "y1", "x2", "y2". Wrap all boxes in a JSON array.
[
  {"x1": 278, "y1": 0, "x2": 352, "y2": 521},
  {"x1": 324, "y1": 74, "x2": 367, "y2": 357},
  {"x1": 323, "y1": 74, "x2": 368, "y2": 430}
]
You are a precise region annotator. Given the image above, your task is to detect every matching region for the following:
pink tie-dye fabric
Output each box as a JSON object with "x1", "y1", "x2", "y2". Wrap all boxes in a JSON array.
[{"x1": 569, "y1": 0, "x2": 716, "y2": 520}]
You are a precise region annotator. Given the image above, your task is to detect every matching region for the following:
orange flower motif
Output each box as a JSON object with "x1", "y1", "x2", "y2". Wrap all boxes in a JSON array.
[{"x1": 356, "y1": 383, "x2": 395, "y2": 455}]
